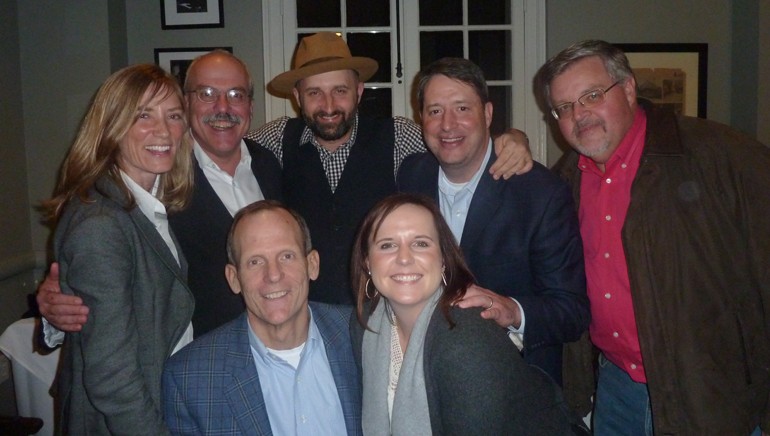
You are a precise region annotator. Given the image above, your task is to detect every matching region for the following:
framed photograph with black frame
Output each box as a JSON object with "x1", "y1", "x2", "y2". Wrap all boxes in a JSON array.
[
  {"x1": 614, "y1": 43, "x2": 708, "y2": 118},
  {"x1": 154, "y1": 47, "x2": 232, "y2": 87},
  {"x1": 160, "y1": 0, "x2": 224, "y2": 29}
]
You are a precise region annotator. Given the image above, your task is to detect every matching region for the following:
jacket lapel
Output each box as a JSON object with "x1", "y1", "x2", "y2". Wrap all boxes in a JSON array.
[
  {"x1": 224, "y1": 315, "x2": 274, "y2": 435},
  {"x1": 459, "y1": 159, "x2": 504, "y2": 252},
  {"x1": 311, "y1": 303, "x2": 361, "y2": 436}
]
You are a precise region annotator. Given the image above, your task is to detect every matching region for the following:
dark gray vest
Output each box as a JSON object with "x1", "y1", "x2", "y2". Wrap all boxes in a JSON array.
[{"x1": 282, "y1": 117, "x2": 396, "y2": 304}]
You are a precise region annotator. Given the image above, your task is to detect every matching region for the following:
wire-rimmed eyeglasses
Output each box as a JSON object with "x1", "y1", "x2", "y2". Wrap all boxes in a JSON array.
[
  {"x1": 185, "y1": 86, "x2": 252, "y2": 106},
  {"x1": 551, "y1": 81, "x2": 621, "y2": 120}
]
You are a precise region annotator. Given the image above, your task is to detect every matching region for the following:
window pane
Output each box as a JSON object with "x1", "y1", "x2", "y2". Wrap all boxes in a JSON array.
[
  {"x1": 347, "y1": 32, "x2": 391, "y2": 83},
  {"x1": 347, "y1": 0, "x2": 389, "y2": 26},
  {"x1": 419, "y1": 0, "x2": 461, "y2": 26},
  {"x1": 297, "y1": 0, "x2": 340, "y2": 28},
  {"x1": 469, "y1": 31, "x2": 511, "y2": 81},
  {"x1": 488, "y1": 86, "x2": 511, "y2": 137},
  {"x1": 420, "y1": 31, "x2": 463, "y2": 68},
  {"x1": 469, "y1": 0, "x2": 510, "y2": 25},
  {"x1": 359, "y1": 88, "x2": 393, "y2": 119}
]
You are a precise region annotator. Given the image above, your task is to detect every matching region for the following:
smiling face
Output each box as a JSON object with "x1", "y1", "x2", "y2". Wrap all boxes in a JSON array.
[
  {"x1": 185, "y1": 53, "x2": 253, "y2": 164},
  {"x1": 293, "y1": 69, "x2": 364, "y2": 151},
  {"x1": 117, "y1": 87, "x2": 186, "y2": 191},
  {"x1": 366, "y1": 203, "x2": 444, "y2": 321},
  {"x1": 421, "y1": 74, "x2": 493, "y2": 183},
  {"x1": 549, "y1": 56, "x2": 637, "y2": 167},
  {"x1": 225, "y1": 208, "x2": 319, "y2": 348}
]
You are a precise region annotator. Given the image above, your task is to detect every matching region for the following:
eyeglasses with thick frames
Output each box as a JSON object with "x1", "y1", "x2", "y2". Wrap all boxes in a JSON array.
[
  {"x1": 551, "y1": 81, "x2": 621, "y2": 120},
  {"x1": 186, "y1": 86, "x2": 252, "y2": 106}
]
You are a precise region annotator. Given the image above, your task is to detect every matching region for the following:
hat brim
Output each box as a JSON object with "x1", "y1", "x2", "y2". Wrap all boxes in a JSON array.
[{"x1": 268, "y1": 57, "x2": 379, "y2": 96}]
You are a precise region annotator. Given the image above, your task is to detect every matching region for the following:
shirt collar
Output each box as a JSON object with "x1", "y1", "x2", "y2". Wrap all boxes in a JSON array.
[
  {"x1": 120, "y1": 170, "x2": 166, "y2": 225},
  {"x1": 438, "y1": 139, "x2": 492, "y2": 197},
  {"x1": 193, "y1": 139, "x2": 250, "y2": 171},
  {"x1": 300, "y1": 113, "x2": 360, "y2": 155},
  {"x1": 578, "y1": 107, "x2": 647, "y2": 175},
  {"x1": 247, "y1": 306, "x2": 320, "y2": 363}
]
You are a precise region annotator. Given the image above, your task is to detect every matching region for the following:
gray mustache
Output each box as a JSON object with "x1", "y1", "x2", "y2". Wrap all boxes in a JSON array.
[{"x1": 203, "y1": 113, "x2": 242, "y2": 124}]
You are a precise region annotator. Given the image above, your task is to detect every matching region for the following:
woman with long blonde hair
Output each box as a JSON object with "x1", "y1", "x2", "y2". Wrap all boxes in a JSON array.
[{"x1": 44, "y1": 64, "x2": 195, "y2": 435}]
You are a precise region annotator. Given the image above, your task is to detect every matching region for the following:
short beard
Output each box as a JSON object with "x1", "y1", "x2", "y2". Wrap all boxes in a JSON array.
[{"x1": 303, "y1": 109, "x2": 356, "y2": 142}]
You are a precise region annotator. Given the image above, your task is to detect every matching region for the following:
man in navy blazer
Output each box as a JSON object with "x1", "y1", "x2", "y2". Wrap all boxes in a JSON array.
[
  {"x1": 398, "y1": 58, "x2": 589, "y2": 385},
  {"x1": 162, "y1": 200, "x2": 361, "y2": 435}
]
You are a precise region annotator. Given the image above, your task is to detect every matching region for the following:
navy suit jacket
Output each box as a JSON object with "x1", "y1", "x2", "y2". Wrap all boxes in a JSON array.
[
  {"x1": 169, "y1": 139, "x2": 283, "y2": 336},
  {"x1": 162, "y1": 303, "x2": 362, "y2": 435},
  {"x1": 398, "y1": 151, "x2": 589, "y2": 384}
]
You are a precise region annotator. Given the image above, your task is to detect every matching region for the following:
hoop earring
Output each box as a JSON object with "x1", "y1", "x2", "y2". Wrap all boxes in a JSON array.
[
  {"x1": 365, "y1": 278, "x2": 379, "y2": 299},
  {"x1": 441, "y1": 271, "x2": 448, "y2": 287}
]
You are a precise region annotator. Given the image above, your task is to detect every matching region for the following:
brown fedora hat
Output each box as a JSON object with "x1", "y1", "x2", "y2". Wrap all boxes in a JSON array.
[{"x1": 269, "y1": 32, "x2": 379, "y2": 95}]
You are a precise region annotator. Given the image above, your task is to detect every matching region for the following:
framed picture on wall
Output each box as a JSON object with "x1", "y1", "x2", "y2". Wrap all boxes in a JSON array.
[
  {"x1": 614, "y1": 43, "x2": 708, "y2": 118},
  {"x1": 154, "y1": 47, "x2": 232, "y2": 87},
  {"x1": 160, "y1": 0, "x2": 224, "y2": 29}
]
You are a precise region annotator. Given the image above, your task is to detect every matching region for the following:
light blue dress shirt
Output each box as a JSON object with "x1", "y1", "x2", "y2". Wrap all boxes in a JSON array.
[
  {"x1": 437, "y1": 140, "x2": 493, "y2": 244},
  {"x1": 247, "y1": 307, "x2": 347, "y2": 435}
]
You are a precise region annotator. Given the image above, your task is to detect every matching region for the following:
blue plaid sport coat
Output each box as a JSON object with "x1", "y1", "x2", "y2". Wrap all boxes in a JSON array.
[{"x1": 162, "y1": 303, "x2": 362, "y2": 435}]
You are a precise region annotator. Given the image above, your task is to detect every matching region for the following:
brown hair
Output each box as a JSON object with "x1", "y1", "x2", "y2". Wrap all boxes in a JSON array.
[
  {"x1": 351, "y1": 193, "x2": 475, "y2": 328},
  {"x1": 43, "y1": 64, "x2": 193, "y2": 224},
  {"x1": 226, "y1": 200, "x2": 313, "y2": 267},
  {"x1": 416, "y1": 57, "x2": 490, "y2": 111},
  {"x1": 535, "y1": 39, "x2": 635, "y2": 108}
]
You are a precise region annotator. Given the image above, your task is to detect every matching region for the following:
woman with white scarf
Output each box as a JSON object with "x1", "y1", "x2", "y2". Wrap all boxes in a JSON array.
[{"x1": 350, "y1": 193, "x2": 572, "y2": 435}]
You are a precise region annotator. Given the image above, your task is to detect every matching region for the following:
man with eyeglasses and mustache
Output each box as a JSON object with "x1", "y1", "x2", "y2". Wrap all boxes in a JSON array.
[
  {"x1": 538, "y1": 40, "x2": 770, "y2": 435},
  {"x1": 246, "y1": 32, "x2": 532, "y2": 305}
]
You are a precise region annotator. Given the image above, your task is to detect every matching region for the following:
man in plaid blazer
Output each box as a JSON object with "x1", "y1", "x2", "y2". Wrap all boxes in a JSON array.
[{"x1": 162, "y1": 200, "x2": 361, "y2": 435}]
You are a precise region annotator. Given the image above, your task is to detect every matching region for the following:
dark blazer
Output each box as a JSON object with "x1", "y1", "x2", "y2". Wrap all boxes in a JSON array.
[
  {"x1": 162, "y1": 303, "x2": 362, "y2": 436},
  {"x1": 55, "y1": 177, "x2": 194, "y2": 435},
  {"x1": 398, "y1": 151, "x2": 589, "y2": 384},
  {"x1": 169, "y1": 139, "x2": 282, "y2": 336},
  {"x1": 351, "y1": 305, "x2": 572, "y2": 435}
]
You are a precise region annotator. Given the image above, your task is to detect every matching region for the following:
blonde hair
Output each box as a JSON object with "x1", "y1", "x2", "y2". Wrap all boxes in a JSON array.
[{"x1": 43, "y1": 64, "x2": 194, "y2": 224}]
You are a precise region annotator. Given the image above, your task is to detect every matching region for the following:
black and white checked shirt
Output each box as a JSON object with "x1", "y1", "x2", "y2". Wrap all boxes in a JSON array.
[{"x1": 245, "y1": 114, "x2": 426, "y2": 192}]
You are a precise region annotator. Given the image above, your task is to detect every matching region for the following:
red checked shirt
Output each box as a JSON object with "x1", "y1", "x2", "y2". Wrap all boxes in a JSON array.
[{"x1": 578, "y1": 108, "x2": 648, "y2": 383}]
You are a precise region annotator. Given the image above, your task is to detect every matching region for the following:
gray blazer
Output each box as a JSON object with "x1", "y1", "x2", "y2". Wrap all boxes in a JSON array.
[
  {"x1": 54, "y1": 177, "x2": 194, "y2": 435},
  {"x1": 351, "y1": 305, "x2": 573, "y2": 435}
]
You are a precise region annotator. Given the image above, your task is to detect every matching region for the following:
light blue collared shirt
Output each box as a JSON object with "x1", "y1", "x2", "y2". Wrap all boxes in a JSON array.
[
  {"x1": 247, "y1": 307, "x2": 346, "y2": 436},
  {"x1": 438, "y1": 140, "x2": 493, "y2": 244},
  {"x1": 436, "y1": 142, "x2": 526, "y2": 346}
]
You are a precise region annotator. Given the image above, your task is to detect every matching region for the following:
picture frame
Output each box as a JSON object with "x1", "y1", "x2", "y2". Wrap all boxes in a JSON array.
[
  {"x1": 614, "y1": 43, "x2": 708, "y2": 118},
  {"x1": 160, "y1": 0, "x2": 224, "y2": 29},
  {"x1": 154, "y1": 47, "x2": 232, "y2": 87}
]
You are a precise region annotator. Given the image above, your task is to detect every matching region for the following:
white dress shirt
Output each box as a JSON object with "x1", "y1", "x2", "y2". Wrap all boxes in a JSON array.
[{"x1": 194, "y1": 140, "x2": 264, "y2": 216}]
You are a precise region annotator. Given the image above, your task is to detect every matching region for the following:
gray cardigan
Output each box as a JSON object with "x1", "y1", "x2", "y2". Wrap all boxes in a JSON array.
[
  {"x1": 54, "y1": 177, "x2": 194, "y2": 435},
  {"x1": 352, "y1": 304, "x2": 572, "y2": 435}
]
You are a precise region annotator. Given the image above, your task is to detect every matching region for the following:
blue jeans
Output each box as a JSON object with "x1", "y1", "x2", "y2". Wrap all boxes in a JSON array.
[
  {"x1": 593, "y1": 354, "x2": 764, "y2": 435},
  {"x1": 593, "y1": 354, "x2": 653, "y2": 436}
]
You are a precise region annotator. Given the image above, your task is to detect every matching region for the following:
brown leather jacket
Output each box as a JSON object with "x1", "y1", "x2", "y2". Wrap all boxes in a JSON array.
[{"x1": 557, "y1": 102, "x2": 770, "y2": 435}]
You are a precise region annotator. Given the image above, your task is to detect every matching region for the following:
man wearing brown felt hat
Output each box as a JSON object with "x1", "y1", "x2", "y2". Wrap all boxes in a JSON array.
[{"x1": 246, "y1": 32, "x2": 533, "y2": 305}]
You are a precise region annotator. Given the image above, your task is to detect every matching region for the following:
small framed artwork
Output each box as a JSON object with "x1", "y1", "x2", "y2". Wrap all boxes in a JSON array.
[
  {"x1": 160, "y1": 0, "x2": 224, "y2": 29},
  {"x1": 614, "y1": 43, "x2": 708, "y2": 118},
  {"x1": 154, "y1": 47, "x2": 232, "y2": 87}
]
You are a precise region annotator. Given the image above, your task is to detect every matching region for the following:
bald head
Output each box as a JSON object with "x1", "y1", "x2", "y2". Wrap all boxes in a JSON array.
[{"x1": 184, "y1": 50, "x2": 254, "y2": 169}]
